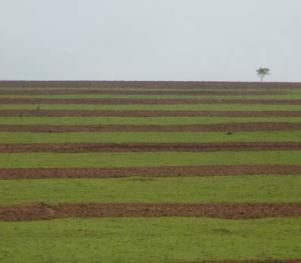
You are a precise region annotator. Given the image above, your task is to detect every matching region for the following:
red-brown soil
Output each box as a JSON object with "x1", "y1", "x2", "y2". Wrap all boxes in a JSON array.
[
  {"x1": 1, "y1": 165, "x2": 301, "y2": 180},
  {"x1": 1, "y1": 123, "x2": 301, "y2": 132},
  {"x1": 0, "y1": 203, "x2": 301, "y2": 221},
  {"x1": 1, "y1": 142, "x2": 301, "y2": 153},
  {"x1": 2, "y1": 110, "x2": 301, "y2": 117},
  {"x1": 1, "y1": 98, "x2": 301, "y2": 105},
  {"x1": 1, "y1": 81, "x2": 301, "y2": 90}
]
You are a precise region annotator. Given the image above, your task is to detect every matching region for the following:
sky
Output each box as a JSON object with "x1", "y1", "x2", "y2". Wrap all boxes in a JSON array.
[{"x1": 0, "y1": 0, "x2": 300, "y2": 82}]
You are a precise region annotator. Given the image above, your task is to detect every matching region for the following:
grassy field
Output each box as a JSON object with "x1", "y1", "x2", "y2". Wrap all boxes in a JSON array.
[
  {"x1": 0, "y1": 82, "x2": 301, "y2": 263},
  {"x1": 1, "y1": 151, "x2": 301, "y2": 168},
  {"x1": 1, "y1": 116, "x2": 301, "y2": 125},
  {"x1": 1, "y1": 218, "x2": 300, "y2": 263},
  {"x1": 1, "y1": 131, "x2": 301, "y2": 144},
  {"x1": 1, "y1": 176, "x2": 300, "y2": 205},
  {"x1": 1, "y1": 103, "x2": 301, "y2": 111}
]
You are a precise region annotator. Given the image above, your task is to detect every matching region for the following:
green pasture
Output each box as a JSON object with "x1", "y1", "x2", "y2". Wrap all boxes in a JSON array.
[
  {"x1": 1, "y1": 131, "x2": 301, "y2": 144},
  {"x1": 1, "y1": 176, "x2": 300, "y2": 206},
  {"x1": 1, "y1": 85, "x2": 301, "y2": 263},
  {"x1": 1, "y1": 151, "x2": 301, "y2": 168},
  {"x1": 1, "y1": 218, "x2": 300, "y2": 263},
  {"x1": 1, "y1": 92, "x2": 301, "y2": 99},
  {"x1": 1, "y1": 116, "x2": 301, "y2": 126},
  {"x1": 1, "y1": 103, "x2": 301, "y2": 111}
]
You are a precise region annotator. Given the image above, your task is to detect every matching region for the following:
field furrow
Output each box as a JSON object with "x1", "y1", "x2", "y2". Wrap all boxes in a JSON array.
[
  {"x1": 1, "y1": 203, "x2": 301, "y2": 221},
  {"x1": 1, "y1": 165, "x2": 301, "y2": 179},
  {"x1": 1, "y1": 123, "x2": 301, "y2": 132},
  {"x1": 0, "y1": 142, "x2": 301, "y2": 153}
]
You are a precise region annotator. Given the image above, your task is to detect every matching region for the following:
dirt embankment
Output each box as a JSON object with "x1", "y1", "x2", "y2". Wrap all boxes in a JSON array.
[
  {"x1": 1, "y1": 98, "x2": 301, "y2": 105},
  {"x1": 2, "y1": 110, "x2": 301, "y2": 117},
  {"x1": 1, "y1": 203, "x2": 301, "y2": 221},
  {"x1": 1, "y1": 142, "x2": 301, "y2": 153},
  {"x1": 1, "y1": 165, "x2": 301, "y2": 180},
  {"x1": 1, "y1": 123, "x2": 301, "y2": 133}
]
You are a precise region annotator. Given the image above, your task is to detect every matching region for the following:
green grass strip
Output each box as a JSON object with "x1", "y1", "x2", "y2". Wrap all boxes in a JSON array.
[
  {"x1": 0, "y1": 93, "x2": 301, "y2": 99},
  {"x1": 1, "y1": 131, "x2": 301, "y2": 144},
  {"x1": 1, "y1": 176, "x2": 300, "y2": 206},
  {"x1": 1, "y1": 151, "x2": 301, "y2": 168},
  {"x1": 0, "y1": 218, "x2": 300, "y2": 262},
  {"x1": 1, "y1": 104, "x2": 301, "y2": 111},
  {"x1": 1, "y1": 117, "x2": 301, "y2": 125}
]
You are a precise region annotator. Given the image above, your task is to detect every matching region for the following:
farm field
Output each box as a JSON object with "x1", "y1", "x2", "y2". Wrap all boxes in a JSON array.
[{"x1": 0, "y1": 81, "x2": 301, "y2": 263}]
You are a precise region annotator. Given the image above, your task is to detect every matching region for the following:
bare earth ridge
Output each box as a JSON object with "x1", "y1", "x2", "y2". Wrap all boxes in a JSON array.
[
  {"x1": 0, "y1": 142, "x2": 301, "y2": 153},
  {"x1": 1, "y1": 123, "x2": 301, "y2": 132},
  {"x1": 1, "y1": 165, "x2": 301, "y2": 179},
  {"x1": 0, "y1": 203, "x2": 301, "y2": 221}
]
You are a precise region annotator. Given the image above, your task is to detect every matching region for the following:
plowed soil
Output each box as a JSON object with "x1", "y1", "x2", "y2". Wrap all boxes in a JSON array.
[
  {"x1": 0, "y1": 89, "x2": 288, "y2": 96},
  {"x1": 2, "y1": 110, "x2": 301, "y2": 117},
  {"x1": 1, "y1": 142, "x2": 301, "y2": 153},
  {"x1": 1, "y1": 98, "x2": 301, "y2": 105},
  {"x1": 0, "y1": 203, "x2": 301, "y2": 221},
  {"x1": 1, "y1": 123, "x2": 301, "y2": 132},
  {"x1": 1, "y1": 165, "x2": 301, "y2": 179}
]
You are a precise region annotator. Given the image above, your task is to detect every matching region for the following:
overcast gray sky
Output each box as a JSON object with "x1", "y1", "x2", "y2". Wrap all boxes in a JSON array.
[{"x1": 0, "y1": 0, "x2": 300, "y2": 81}]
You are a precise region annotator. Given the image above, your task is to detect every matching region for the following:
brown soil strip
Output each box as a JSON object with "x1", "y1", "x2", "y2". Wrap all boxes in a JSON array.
[
  {"x1": 0, "y1": 89, "x2": 287, "y2": 96},
  {"x1": 182, "y1": 260, "x2": 301, "y2": 263},
  {"x1": 1, "y1": 123, "x2": 301, "y2": 132},
  {"x1": 1, "y1": 81, "x2": 301, "y2": 90},
  {"x1": 0, "y1": 203, "x2": 301, "y2": 221},
  {"x1": 1, "y1": 98, "x2": 301, "y2": 105},
  {"x1": 2, "y1": 110, "x2": 301, "y2": 117},
  {"x1": 1, "y1": 142, "x2": 301, "y2": 153},
  {"x1": 0, "y1": 165, "x2": 301, "y2": 180}
]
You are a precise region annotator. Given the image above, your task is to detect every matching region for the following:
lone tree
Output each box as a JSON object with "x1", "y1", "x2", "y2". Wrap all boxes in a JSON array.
[{"x1": 257, "y1": 67, "x2": 270, "y2": 82}]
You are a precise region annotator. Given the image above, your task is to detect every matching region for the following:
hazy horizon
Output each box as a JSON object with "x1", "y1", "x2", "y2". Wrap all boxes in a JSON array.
[{"x1": 1, "y1": 0, "x2": 300, "y2": 82}]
